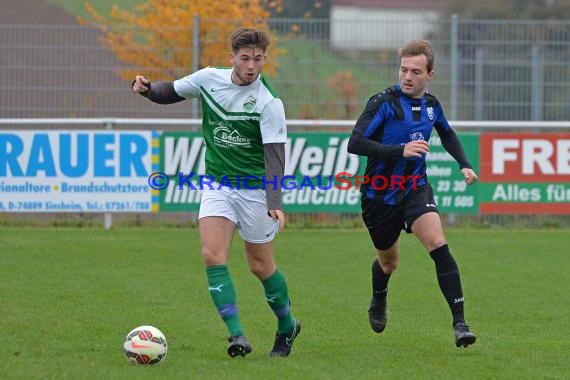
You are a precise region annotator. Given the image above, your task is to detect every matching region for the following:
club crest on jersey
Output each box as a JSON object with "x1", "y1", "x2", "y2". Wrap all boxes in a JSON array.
[
  {"x1": 427, "y1": 107, "x2": 434, "y2": 120},
  {"x1": 410, "y1": 131, "x2": 425, "y2": 141},
  {"x1": 213, "y1": 122, "x2": 252, "y2": 148},
  {"x1": 243, "y1": 95, "x2": 257, "y2": 112}
]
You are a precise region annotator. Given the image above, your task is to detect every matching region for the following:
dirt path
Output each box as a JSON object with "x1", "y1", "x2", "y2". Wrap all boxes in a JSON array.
[
  {"x1": 0, "y1": 0, "x2": 77, "y2": 24},
  {"x1": 0, "y1": 0, "x2": 190, "y2": 119}
]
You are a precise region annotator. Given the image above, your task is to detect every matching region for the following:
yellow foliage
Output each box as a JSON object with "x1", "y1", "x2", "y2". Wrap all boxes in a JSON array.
[
  {"x1": 326, "y1": 71, "x2": 360, "y2": 119},
  {"x1": 326, "y1": 71, "x2": 359, "y2": 98},
  {"x1": 83, "y1": 0, "x2": 284, "y2": 82}
]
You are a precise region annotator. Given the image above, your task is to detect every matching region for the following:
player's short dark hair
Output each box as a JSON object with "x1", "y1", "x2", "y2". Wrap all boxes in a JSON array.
[
  {"x1": 231, "y1": 28, "x2": 270, "y2": 53},
  {"x1": 399, "y1": 40, "x2": 435, "y2": 72}
]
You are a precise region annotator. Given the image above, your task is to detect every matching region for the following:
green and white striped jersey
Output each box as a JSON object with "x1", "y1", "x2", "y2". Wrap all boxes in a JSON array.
[{"x1": 174, "y1": 67, "x2": 287, "y2": 186}]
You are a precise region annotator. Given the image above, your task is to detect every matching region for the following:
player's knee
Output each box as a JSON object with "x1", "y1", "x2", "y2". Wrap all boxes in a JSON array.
[
  {"x1": 249, "y1": 264, "x2": 263, "y2": 278},
  {"x1": 380, "y1": 260, "x2": 398, "y2": 274},
  {"x1": 426, "y1": 238, "x2": 447, "y2": 252},
  {"x1": 249, "y1": 264, "x2": 273, "y2": 280},
  {"x1": 201, "y1": 249, "x2": 225, "y2": 266}
]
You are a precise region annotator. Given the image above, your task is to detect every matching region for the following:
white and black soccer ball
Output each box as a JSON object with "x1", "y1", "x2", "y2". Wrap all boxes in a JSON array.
[{"x1": 123, "y1": 325, "x2": 167, "y2": 365}]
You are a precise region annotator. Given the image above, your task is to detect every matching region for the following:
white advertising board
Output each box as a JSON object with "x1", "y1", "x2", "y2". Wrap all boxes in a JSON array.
[{"x1": 0, "y1": 130, "x2": 156, "y2": 212}]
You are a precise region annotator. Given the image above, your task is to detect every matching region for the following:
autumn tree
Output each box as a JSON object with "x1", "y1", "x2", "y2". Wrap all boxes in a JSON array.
[
  {"x1": 326, "y1": 71, "x2": 359, "y2": 119},
  {"x1": 268, "y1": 0, "x2": 329, "y2": 19},
  {"x1": 84, "y1": 0, "x2": 284, "y2": 82}
]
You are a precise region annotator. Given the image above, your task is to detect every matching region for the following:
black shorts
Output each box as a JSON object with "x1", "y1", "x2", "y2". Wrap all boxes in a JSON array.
[{"x1": 361, "y1": 184, "x2": 438, "y2": 251}]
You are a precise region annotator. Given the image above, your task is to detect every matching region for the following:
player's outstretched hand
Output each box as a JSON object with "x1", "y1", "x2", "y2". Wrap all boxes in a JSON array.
[
  {"x1": 461, "y1": 168, "x2": 479, "y2": 185},
  {"x1": 132, "y1": 75, "x2": 150, "y2": 93},
  {"x1": 403, "y1": 140, "x2": 430, "y2": 158},
  {"x1": 268, "y1": 209, "x2": 285, "y2": 232}
]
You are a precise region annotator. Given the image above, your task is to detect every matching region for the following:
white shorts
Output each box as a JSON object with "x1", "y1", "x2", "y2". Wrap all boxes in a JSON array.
[{"x1": 198, "y1": 183, "x2": 280, "y2": 244}]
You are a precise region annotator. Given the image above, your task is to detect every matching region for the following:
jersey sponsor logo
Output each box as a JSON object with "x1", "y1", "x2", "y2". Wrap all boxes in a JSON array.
[
  {"x1": 243, "y1": 95, "x2": 257, "y2": 112},
  {"x1": 427, "y1": 106, "x2": 434, "y2": 120},
  {"x1": 410, "y1": 131, "x2": 425, "y2": 141},
  {"x1": 412, "y1": 106, "x2": 422, "y2": 121},
  {"x1": 213, "y1": 123, "x2": 252, "y2": 148}
]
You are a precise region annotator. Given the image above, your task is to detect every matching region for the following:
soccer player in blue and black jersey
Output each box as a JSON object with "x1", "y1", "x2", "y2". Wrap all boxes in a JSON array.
[{"x1": 347, "y1": 40, "x2": 478, "y2": 348}]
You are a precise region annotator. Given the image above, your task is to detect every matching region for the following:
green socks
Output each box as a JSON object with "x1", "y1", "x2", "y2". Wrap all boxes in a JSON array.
[
  {"x1": 206, "y1": 265, "x2": 243, "y2": 337},
  {"x1": 206, "y1": 265, "x2": 295, "y2": 336},
  {"x1": 262, "y1": 269, "x2": 295, "y2": 333}
]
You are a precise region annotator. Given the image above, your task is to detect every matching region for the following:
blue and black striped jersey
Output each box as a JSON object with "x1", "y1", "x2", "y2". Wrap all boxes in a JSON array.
[{"x1": 348, "y1": 84, "x2": 471, "y2": 205}]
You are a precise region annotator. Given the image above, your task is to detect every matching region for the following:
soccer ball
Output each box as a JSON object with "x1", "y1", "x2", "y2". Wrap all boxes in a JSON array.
[{"x1": 123, "y1": 325, "x2": 168, "y2": 365}]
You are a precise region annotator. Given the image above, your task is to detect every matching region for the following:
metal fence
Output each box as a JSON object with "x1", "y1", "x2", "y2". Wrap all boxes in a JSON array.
[
  {"x1": 2, "y1": 16, "x2": 570, "y2": 228},
  {"x1": 2, "y1": 16, "x2": 570, "y2": 121}
]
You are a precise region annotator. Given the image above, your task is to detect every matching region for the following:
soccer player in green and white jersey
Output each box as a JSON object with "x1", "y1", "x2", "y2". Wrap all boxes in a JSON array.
[{"x1": 132, "y1": 28, "x2": 300, "y2": 358}]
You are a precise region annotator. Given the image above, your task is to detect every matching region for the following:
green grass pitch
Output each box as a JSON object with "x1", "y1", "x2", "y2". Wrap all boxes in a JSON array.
[{"x1": 1, "y1": 227, "x2": 568, "y2": 379}]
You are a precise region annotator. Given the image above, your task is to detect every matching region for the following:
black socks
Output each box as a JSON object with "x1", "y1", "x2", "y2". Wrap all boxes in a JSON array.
[
  {"x1": 430, "y1": 244, "x2": 465, "y2": 324},
  {"x1": 371, "y1": 259, "x2": 390, "y2": 300}
]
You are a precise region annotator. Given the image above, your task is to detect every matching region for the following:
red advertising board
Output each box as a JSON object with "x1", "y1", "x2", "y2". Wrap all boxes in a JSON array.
[
  {"x1": 480, "y1": 133, "x2": 570, "y2": 183},
  {"x1": 480, "y1": 133, "x2": 570, "y2": 214}
]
